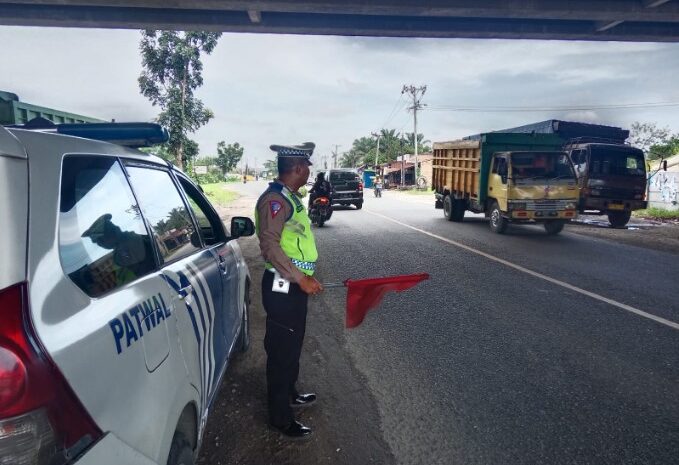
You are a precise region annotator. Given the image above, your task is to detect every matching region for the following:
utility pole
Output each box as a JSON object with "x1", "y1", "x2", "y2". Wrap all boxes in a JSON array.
[
  {"x1": 371, "y1": 131, "x2": 381, "y2": 171},
  {"x1": 402, "y1": 84, "x2": 427, "y2": 185},
  {"x1": 399, "y1": 137, "x2": 405, "y2": 188},
  {"x1": 332, "y1": 144, "x2": 341, "y2": 168}
]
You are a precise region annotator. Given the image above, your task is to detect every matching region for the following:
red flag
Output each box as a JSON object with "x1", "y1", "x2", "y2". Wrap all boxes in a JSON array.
[{"x1": 344, "y1": 273, "x2": 429, "y2": 328}]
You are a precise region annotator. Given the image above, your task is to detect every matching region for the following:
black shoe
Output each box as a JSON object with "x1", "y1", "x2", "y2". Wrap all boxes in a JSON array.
[
  {"x1": 273, "y1": 420, "x2": 313, "y2": 440},
  {"x1": 291, "y1": 393, "x2": 316, "y2": 408}
]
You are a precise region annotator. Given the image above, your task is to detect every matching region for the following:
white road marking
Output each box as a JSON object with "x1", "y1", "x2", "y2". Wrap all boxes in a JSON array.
[{"x1": 366, "y1": 209, "x2": 679, "y2": 331}]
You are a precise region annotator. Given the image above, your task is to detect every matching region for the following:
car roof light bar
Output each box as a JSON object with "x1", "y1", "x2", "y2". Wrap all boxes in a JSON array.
[{"x1": 55, "y1": 122, "x2": 169, "y2": 147}]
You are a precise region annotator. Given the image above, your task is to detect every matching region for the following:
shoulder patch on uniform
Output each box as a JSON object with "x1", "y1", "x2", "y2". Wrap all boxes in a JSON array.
[{"x1": 270, "y1": 200, "x2": 283, "y2": 218}]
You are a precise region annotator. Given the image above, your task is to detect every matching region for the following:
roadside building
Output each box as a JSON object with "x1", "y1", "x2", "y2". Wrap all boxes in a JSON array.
[
  {"x1": 649, "y1": 154, "x2": 679, "y2": 210},
  {"x1": 379, "y1": 152, "x2": 433, "y2": 188},
  {"x1": 0, "y1": 90, "x2": 103, "y2": 125}
]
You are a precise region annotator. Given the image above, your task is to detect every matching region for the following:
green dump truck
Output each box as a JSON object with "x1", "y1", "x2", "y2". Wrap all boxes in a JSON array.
[{"x1": 432, "y1": 133, "x2": 579, "y2": 235}]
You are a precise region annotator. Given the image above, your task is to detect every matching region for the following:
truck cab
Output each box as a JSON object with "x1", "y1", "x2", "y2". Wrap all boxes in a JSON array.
[
  {"x1": 487, "y1": 151, "x2": 578, "y2": 234},
  {"x1": 567, "y1": 142, "x2": 647, "y2": 227}
]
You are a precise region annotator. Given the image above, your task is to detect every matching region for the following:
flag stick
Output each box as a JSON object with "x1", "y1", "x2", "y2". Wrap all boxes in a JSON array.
[{"x1": 322, "y1": 282, "x2": 346, "y2": 289}]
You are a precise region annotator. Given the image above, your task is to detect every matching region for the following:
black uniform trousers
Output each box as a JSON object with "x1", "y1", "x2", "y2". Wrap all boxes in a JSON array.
[{"x1": 261, "y1": 270, "x2": 309, "y2": 428}]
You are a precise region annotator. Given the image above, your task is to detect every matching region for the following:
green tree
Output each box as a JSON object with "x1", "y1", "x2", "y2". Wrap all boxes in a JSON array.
[
  {"x1": 138, "y1": 30, "x2": 221, "y2": 170},
  {"x1": 215, "y1": 141, "x2": 244, "y2": 174},
  {"x1": 403, "y1": 132, "x2": 432, "y2": 154},
  {"x1": 649, "y1": 136, "x2": 679, "y2": 161},
  {"x1": 340, "y1": 149, "x2": 363, "y2": 168}
]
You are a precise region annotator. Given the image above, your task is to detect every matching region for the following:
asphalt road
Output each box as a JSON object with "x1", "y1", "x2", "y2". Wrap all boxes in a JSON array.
[{"x1": 309, "y1": 187, "x2": 679, "y2": 465}]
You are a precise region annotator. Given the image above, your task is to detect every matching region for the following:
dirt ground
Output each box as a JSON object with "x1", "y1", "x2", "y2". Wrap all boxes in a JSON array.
[
  {"x1": 567, "y1": 214, "x2": 679, "y2": 255},
  {"x1": 196, "y1": 194, "x2": 395, "y2": 465}
]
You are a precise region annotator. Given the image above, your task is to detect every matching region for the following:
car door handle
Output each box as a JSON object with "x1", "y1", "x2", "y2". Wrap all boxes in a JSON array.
[
  {"x1": 178, "y1": 284, "x2": 193, "y2": 300},
  {"x1": 218, "y1": 255, "x2": 229, "y2": 276}
]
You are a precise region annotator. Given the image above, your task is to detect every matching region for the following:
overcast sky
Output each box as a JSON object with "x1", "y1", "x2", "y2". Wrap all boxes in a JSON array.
[{"x1": 2, "y1": 26, "x2": 679, "y2": 167}]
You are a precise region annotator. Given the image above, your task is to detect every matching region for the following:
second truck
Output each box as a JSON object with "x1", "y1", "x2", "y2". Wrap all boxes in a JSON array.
[{"x1": 432, "y1": 133, "x2": 579, "y2": 235}]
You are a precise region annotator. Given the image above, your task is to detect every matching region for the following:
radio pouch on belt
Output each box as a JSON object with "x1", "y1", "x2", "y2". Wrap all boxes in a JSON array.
[{"x1": 272, "y1": 269, "x2": 291, "y2": 294}]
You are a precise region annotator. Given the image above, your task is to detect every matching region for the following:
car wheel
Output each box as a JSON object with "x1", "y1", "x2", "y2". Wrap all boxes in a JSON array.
[
  {"x1": 608, "y1": 211, "x2": 631, "y2": 229},
  {"x1": 167, "y1": 433, "x2": 194, "y2": 465},
  {"x1": 236, "y1": 289, "x2": 250, "y2": 353},
  {"x1": 489, "y1": 202, "x2": 508, "y2": 234},
  {"x1": 543, "y1": 220, "x2": 565, "y2": 235},
  {"x1": 355, "y1": 202, "x2": 363, "y2": 210}
]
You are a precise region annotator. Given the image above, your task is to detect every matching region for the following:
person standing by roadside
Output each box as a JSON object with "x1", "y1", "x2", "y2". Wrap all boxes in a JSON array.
[{"x1": 255, "y1": 142, "x2": 324, "y2": 439}]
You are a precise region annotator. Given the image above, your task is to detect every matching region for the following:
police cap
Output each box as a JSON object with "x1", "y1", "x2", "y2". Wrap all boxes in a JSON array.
[{"x1": 269, "y1": 142, "x2": 314, "y2": 165}]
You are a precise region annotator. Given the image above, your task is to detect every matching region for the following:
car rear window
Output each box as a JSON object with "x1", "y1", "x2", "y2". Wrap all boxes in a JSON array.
[
  {"x1": 59, "y1": 156, "x2": 156, "y2": 297},
  {"x1": 329, "y1": 171, "x2": 359, "y2": 182}
]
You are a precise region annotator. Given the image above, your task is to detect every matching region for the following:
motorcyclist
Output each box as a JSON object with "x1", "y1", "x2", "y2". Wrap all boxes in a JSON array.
[
  {"x1": 308, "y1": 172, "x2": 333, "y2": 208},
  {"x1": 374, "y1": 174, "x2": 383, "y2": 197}
]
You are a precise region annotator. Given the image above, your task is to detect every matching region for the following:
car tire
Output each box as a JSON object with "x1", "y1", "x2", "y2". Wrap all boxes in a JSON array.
[
  {"x1": 608, "y1": 211, "x2": 631, "y2": 229},
  {"x1": 489, "y1": 201, "x2": 508, "y2": 234},
  {"x1": 236, "y1": 290, "x2": 250, "y2": 353},
  {"x1": 167, "y1": 433, "x2": 194, "y2": 465},
  {"x1": 355, "y1": 202, "x2": 363, "y2": 210},
  {"x1": 543, "y1": 220, "x2": 565, "y2": 235}
]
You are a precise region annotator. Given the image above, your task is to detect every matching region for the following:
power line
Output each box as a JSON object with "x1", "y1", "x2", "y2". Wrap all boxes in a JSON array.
[
  {"x1": 381, "y1": 94, "x2": 408, "y2": 129},
  {"x1": 425, "y1": 101, "x2": 679, "y2": 113}
]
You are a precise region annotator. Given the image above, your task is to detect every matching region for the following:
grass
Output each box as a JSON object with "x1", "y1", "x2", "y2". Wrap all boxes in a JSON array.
[
  {"x1": 633, "y1": 207, "x2": 679, "y2": 220},
  {"x1": 201, "y1": 183, "x2": 240, "y2": 207}
]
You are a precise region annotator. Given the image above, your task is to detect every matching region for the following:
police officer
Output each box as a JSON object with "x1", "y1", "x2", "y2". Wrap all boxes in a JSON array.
[{"x1": 255, "y1": 142, "x2": 324, "y2": 439}]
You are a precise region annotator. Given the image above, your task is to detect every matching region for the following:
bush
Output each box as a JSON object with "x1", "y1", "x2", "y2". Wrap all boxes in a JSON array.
[{"x1": 196, "y1": 168, "x2": 226, "y2": 184}]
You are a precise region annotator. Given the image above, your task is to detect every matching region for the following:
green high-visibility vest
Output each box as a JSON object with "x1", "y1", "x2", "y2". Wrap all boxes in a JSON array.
[{"x1": 255, "y1": 183, "x2": 318, "y2": 276}]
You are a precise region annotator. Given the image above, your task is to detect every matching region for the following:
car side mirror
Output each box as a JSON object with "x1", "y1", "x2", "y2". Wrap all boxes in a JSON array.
[
  {"x1": 190, "y1": 231, "x2": 201, "y2": 248},
  {"x1": 231, "y1": 217, "x2": 255, "y2": 239},
  {"x1": 501, "y1": 174, "x2": 508, "y2": 184},
  {"x1": 662, "y1": 160, "x2": 668, "y2": 171}
]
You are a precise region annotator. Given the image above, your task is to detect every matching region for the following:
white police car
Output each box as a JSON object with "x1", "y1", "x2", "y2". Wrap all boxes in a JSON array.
[{"x1": 0, "y1": 120, "x2": 254, "y2": 465}]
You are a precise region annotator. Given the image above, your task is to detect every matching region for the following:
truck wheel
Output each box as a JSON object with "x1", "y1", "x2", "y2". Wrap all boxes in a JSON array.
[
  {"x1": 489, "y1": 202, "x2": 508, "y2": 234},
  {"x1": 544, "y1": 220, "x2": 565, "y2": 235},
  {"x1": 608, "y1": 211, "x2": 631, "y2": 229},
  {"x1": 443, "y1": 195, "x2": 454, "y2": 221},
  {"x1": 452, "y1": 199, "x2": 466, "y2": 222},
  {"x1": 167, "y1": 433, "x2": 194, "y2": 465}
]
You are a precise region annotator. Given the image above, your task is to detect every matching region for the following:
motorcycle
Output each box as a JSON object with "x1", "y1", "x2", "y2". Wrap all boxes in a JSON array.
[
  {"x1": 374, "y1": 182, "x2": 383, "y2": 198},
  {"x1": 309, "y1": 196, "x2": 332, "y2": 227}
]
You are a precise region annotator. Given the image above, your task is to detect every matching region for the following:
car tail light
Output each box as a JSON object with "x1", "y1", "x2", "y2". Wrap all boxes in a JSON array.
[
  {"x1": 0, "y1": 282, "x2": 102, "y2": 465},
  {"x1": 358, "y1": 182, "x2": 363, "y2": 192}
]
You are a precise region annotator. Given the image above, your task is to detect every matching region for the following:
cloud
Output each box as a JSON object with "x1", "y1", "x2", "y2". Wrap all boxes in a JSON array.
[{"x1": 1, "y1": 27, "x2": 678, "y2": 165}]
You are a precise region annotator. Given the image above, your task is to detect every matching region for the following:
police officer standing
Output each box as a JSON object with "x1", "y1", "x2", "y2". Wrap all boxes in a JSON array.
[{"x1": 255, "y1": 142, "x2": 324, "y2": 439}]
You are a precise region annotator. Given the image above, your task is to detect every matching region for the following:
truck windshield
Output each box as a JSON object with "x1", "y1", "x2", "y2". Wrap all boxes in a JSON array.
[
  {"x1": 589, "y1": 146, "x2": 645, "y2": 177},
  {"x1": 511, "y1": 152, "x2": 574, "y2": 180}
]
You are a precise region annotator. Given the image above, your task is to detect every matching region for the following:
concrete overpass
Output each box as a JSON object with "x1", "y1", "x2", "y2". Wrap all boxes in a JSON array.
[{"x1": 1, "y1": 0, "x2": 678, "y2": 42}]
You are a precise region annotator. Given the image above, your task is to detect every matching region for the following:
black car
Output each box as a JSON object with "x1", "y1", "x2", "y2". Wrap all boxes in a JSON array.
[{"x1": 324, "y1": 169, "x2": 363, "y2": 209}]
